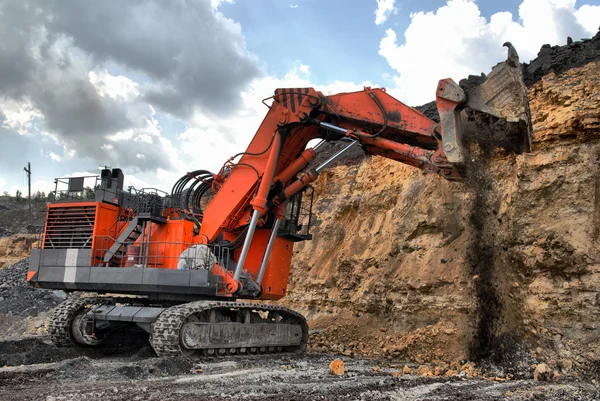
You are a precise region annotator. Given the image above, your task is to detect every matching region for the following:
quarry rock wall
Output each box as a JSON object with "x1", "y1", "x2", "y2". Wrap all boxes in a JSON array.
[
  {"x1": 283, "y1": 54, "x2": 600, "y2": 368},
  {"x1": 0, "y1": 234, "x2": 38, "y2": 269}
]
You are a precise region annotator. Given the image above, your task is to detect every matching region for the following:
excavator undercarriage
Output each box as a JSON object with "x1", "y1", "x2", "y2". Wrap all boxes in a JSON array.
[
  {"x1": 28, "y1": 44, "x2": 532, "y2": 357},
  {"x1": 49, "y1": 296, "x2": 308, "y2": 356}
]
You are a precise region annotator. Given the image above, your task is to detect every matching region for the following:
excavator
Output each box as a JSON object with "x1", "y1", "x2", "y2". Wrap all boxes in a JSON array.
[{"x1": 27, "y1": 44, "x2": 532, "y2": 357}]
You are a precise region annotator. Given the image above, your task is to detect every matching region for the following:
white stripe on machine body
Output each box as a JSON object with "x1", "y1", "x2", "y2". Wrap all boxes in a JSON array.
[{"x1": 64, "y1": 248, "x2": 79, "y2": 289}]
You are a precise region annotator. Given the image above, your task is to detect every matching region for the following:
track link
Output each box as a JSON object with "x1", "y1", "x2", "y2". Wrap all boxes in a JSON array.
[
  {"x1": 48, "y1": 296, "x2": 151, "y2": 350},
  {"x1": 149, "y1": 301, "x2": 309, "y2": 357},
  {"x1": 48, "y1": 296, "x2": 102, "y2": 347}
]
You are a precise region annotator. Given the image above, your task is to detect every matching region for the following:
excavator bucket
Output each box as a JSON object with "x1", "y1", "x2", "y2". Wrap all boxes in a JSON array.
[{"x1": 436, "y1": 43, "x2": 533, "y2": 165}]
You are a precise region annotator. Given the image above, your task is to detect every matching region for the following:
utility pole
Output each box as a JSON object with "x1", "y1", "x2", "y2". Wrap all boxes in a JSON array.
[{"x1": 24, "y1": 162, "x2": 31, "y2": 214}]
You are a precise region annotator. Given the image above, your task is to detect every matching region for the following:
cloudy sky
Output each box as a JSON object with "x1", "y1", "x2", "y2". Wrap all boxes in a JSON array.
[{"x1": 0, "y1": 0, "x2": 599, "y2": 195}]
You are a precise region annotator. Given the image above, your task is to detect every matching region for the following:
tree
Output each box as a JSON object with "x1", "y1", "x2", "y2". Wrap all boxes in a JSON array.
[
  {"x1": 47, "y1": 192, "x2": 56, "y2": 201},
  {"x1": 84, "y1": 186, "x2": 95, "y2": 199},
  {"x1": 15, "y1": 189, "x2": 22, "y2": 201},
  {"x1": 2, "y1": 191, "x2": 8, "y2": 197}
]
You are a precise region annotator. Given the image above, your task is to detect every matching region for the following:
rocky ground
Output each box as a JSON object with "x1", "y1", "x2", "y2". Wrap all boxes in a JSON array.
[{"x1": 1, "y1": 334, "x2": 600, "y2": 400}]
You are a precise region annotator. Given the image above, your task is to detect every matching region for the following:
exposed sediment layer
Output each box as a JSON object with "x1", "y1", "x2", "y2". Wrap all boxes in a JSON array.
[{"x1": 282, "y1": 34, "x2": 600, "y2": 375}]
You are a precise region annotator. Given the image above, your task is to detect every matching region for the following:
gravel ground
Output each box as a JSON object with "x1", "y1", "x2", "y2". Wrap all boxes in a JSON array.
[
  {"x1": 0, "y1": 259, "x2": 65, "y2": 317},
  {"x1": 0, "y1": 337, "x2": 599, "y2": 401}
]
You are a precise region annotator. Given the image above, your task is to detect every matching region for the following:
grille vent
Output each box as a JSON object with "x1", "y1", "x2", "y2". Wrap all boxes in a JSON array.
[{"x1": 43, "y1": 205, "x2": 96, "y2": 249}]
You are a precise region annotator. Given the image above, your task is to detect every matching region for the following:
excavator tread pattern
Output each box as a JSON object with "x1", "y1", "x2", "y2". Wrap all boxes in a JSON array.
[
  {"x1": 48, "y1": 296, "x2": 151, "y2": 349},
  {"x1": 48, "y1": 296, "x2": 103, "y2": 347},
  {"x1": 149, "y1": 301, "x2": 309, "y2": 357}
]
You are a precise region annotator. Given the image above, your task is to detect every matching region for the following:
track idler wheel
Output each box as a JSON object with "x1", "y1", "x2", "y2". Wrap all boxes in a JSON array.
[{"x1": 49, "y1": 297, "x2": 104, "y2": 348}]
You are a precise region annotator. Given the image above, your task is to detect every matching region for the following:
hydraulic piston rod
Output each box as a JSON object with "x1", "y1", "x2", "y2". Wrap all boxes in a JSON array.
[
  {"x1": 257, "y1": 218, "x2": 281, "y2": 285},
  {"x1": 233, "y1": 209, "x2": 260, "y2": 281},
  {"x1": 316, "y1": 140, "x2": 357, "y2": 173},
  {"x1": 319, "y1": 121, "x2": 349, "y2": 135}
]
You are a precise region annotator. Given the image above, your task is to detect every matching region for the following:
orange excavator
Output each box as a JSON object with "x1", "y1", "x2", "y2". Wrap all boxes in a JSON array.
[{"x1": 27, "y1": 45, "x2": 532, "y2": 356}]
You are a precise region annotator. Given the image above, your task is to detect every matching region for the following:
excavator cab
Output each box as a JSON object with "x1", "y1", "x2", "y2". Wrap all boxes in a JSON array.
[{"x1": 278, "y1": 187, "x2": 314, "y2": 242}]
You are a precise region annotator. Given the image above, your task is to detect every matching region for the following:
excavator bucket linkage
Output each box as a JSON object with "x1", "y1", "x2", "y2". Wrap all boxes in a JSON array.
[{"x1": 436, "y1": 42, "x2": 532, "y2": 165}]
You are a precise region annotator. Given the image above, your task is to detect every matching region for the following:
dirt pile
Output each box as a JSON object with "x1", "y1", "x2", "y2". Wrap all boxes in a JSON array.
[
  {"x1": 0, "y1": 258, "x2": 65, "y2": 340},
  {"x1": 0, "y1": 234, "x2": 38, "y2": 268},
  {"x1": 523, "y1": 29, "x2": 600, "y2": 86},
  {"x1": 0, "y1": 197, "x2": 59, "y2": 338},
  {"x1": 283, "y1": 34, "x2": 600, "y2": 377},
  {"x1": 0, "y1": 259, "x2": 64, "y2": 317}
]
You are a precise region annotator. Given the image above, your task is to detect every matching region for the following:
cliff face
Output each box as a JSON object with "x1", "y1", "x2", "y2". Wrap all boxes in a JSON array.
[
  {"x1": 283, "y1": 58, "x2": 600, "y2": 368},
  {"x1": 0, "y1": 234, "x2": 38, "y2": 269}
]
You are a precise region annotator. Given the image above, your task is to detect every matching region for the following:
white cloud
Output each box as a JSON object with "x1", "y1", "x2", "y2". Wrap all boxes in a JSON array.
[
  {"x1": 0, "y1": 99, "x2": 43, "y2": 135},
  {"x1": 89, "y1": 70, "x2": 140, "y2": 101},
  {"x1": 177, "y1": 62, "x2": 375, "y2": 175},
  {"x1": 49, "y1": 152, "x2": 61, "y2": 162},
  {"x1": 211, "y1": 0, "x2": 234, "y2": 10},
  {"x1": 375, "y1": 0, "x2": 397, "y2": 25},
  {"x1": 379, "y1": 0, "x2": 600, "y2": 105},
  {"x1": 574, "y1": 4, "x2": 600, "y2": 33},
  {"x1": 290, "y1": 4, "x2": 299, "y2": 9}
]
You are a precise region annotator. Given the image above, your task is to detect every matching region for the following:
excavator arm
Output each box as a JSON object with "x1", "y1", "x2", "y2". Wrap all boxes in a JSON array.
[
  {"x1": 192, "y1": 44, "x2": 532, "y2": 298},
  {"x1": 198, "y1": 86, "x2": 451, "y2": 244},
  {"x1": 199, "y1": 44, "x2": 531, "y2": 239}
]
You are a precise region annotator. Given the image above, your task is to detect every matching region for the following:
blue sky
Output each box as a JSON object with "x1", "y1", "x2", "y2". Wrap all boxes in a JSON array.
[
  {"x1": 219, "y1": 0, "x2": 527, "y2": 84},
  {"x1": 0, "y1": 0, "x2": 599, "y2": 195}
]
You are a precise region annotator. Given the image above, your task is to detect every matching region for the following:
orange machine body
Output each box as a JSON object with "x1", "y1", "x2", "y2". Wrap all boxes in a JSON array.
[
  {"x1": 234, "y1": 229, "x2": 294, "y2": 300},
  {"x1": 42, "y1": 200, "x2": 195, "y2": 270},
  {"x1": 127, "y1": 218, "x2": 195, "y2": 269},
  {"x1": 34, "y1": 85, "x2": 473, "y2": 302},
  {"x1": 42, "y1": 201, "x2": 120, "y2": 267}
]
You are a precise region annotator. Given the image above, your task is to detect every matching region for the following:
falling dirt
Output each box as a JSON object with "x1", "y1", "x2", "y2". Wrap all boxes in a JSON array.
[
  {"x1": 594, "y1": 149, "x2": 600, "y2": 242},
  {"x1": 463, "y1": 141, "x2": 501, "y2": 362},
  {"x1": 460, "y1": 103, "x2": 533, "y2": 363}
]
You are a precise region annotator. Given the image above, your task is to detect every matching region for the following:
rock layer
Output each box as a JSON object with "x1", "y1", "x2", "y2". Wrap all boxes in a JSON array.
[
  {"x1": 0, "y1": 234, "x2": 38, "y2": 269},
  {"x1": 282, "y1": 56, "x2": 600, "y2": 371}
]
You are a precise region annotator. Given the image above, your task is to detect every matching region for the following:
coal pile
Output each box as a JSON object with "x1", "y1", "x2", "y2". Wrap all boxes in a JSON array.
[
  {"x1": 523, "y1": 29, "x2": 600, "y2": 86},
  {"x1": 0, "y1": 259, "x2": 64, "y2": 316}
]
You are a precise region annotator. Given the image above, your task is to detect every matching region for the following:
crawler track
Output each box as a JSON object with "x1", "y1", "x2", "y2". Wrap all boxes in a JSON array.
[
  {"x1": 48, "y1": 296, "x2": 103, "y2": 347},
  {"x1": 150, "y1": 300, "x2": 309, "y2": 357},
  {"x1": 49, "y1": 297, "x2": 309, "y2": 357},
  {"x1": 49, "y1": 296, "x2": 151, "y2": 353}
]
